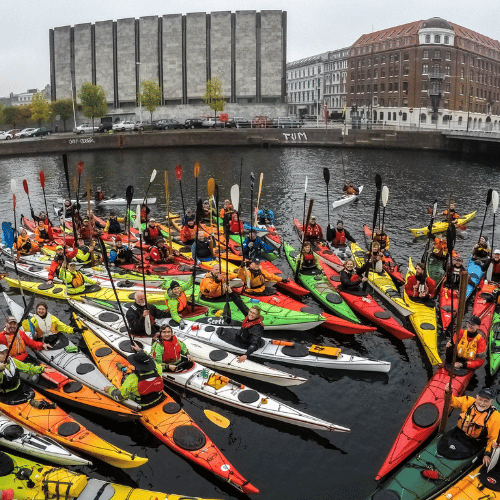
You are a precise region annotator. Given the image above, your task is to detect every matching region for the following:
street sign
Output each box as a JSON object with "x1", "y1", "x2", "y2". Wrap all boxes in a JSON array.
[{"x1": 409, "y1": 108, "x2": 414, "y2": 113}]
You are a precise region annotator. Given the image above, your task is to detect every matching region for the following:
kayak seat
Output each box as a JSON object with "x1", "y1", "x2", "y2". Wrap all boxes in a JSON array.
[
  {"x1": 118, "y1": 339, "x2": 145, "y2": 354},
  {"x1": 209, "y1": 350, "x2": 228, "y2": 362},
  {"x1": 57, "y1": 421, "x2": 81, "y2": 437},
  {"x1": 437, "y1": 427, "x2": 485, "y2": 459},
  {"x1": 172, "y1": 425, "x2": 206, "y2": 451},
  {"x1": 374, "y1": 311, "x2": 392, "y2": 319},
  {"x1": 163, "y1": 402, "x2": 181, "y2": 414},
  {"x1": 48, "y1": 335, "x2": 69, "y2": 351},
  {"x1": 491, "y1": 344, "x2": 500, "y2": 353},
  {"x1": 116, "y1": 280, "x2": 135, "y2": 288},
  {"x1": 281, "y1": 344, "x2": 309, "y2": 358},
  {"x1": 76, "y1": 480, "x2": 116, "y2": 500},
  {"x1": 329, "y1": 275, "x2": 341, "y2": 282},
  {"x1": 478, "y1": 464, "x2": 500, "y2": 492},
  {"x1": 84, "y1": 284, "x2": 101, "y2": 293},
  {"x1": 326, "y1": 293, "x2": 342, "y2": 304},
  {"x1": 76, "y1": 363, "x2": 95, "y2": 375},
  {"x1": 0, "y1": 452, "x2": 14, "y2": 476},
  {"x1": 95, "y1": 347, "x2": 112, "y2": 357},
  {"x1": 0, "y1": 385, "x2": 35, "y2": 405},
  {"x1": 97, "y1": 311, "x2": 121, "y2": 323},
  {"x1": 412, "y1": 403, "x2": 439, "y2": 428},
  {"x1": 441, "y1": 305, "x2": 452, "y2": 312},
  {"x1": 238, "y1": 389, "x2": 260, "y2": 404},
  {"x1": 63, "y1": 381, "x2": 83, "y2": 393},
  {"x1": 372, "y1": 490, "x2": 401, "y2": 500},
  {"x1": 1, "y1": 424, "x2": 24, "y2": 441},
  {"x1": 419, "y1": 323, "x2": 436, "y2": 331},
  {"x1": 300, "y1": 306, "x2": 316, "y2": 314}
]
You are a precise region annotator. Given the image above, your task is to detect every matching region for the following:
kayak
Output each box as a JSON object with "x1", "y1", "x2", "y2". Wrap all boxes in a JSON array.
[
  {"x1": 0, "y1": 387, "x2": 146, "y2": 468},
  {"x1": 0, "y1": 245, "x2": 84, "y2": 269},
  {"x1": 57, "y1": 197, "x2": 157, "y2": 205},
  {"x1": 76, "y1": 320, "x2": 258, "y2": 495},
  {"x1": 0, "y1": 414, "x2": 91, "y2": 466},
  {"x1": 403, "y1": 258, "x2": 441, "y2": 365},
  {"x1": 332, "y1": 185, "x2": 363, "y2": 209},
  {"x1": 410, "y1": 210, "x2": 477, "y2": 237},
  {"x1": 165, "y1": 318, "x2": 391, "y2": 372},
  {"x1": 0, "y1": 451, "x2": 216, "y2": 500},
  {"x1": 370, "y1": 423, "x2": 487, "y2": 499},
  {"x1": 466, "y1": 255, "x2": 486, "y2": 299},
  {"x1": 82, "y1": 319, "x2": 349, "y2": 433},
  {"x1": 284, "y1": 242, "x2": 361, "y2": 324},
  {"x1": 440, "y1": 285, "x2": 458, "y2": 331},
  {"x1": 320, "y1": 260, "x2": 414, "y2": 340},
  {"x1": 69, "y1": 298, "x2": 307, "y2": 387},
  {"x1": 375, "y1": 364, "x2": 474, "y2": 481},
  {"x1": 489, "y1": 312, "x2": 500, "y2": 375},
  {"x1": 350, "y1": 242, "x2": 412, "y2": 318}
]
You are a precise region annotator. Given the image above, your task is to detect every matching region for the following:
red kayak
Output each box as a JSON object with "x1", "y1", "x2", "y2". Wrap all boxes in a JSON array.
[
  {"x1": 375, "y1": 364, "x2": 475, "y2": 480},
  {"x1": 319, "y1": 260, "x2": 414, "y2": 340},
  {"x1": 439, "y1": 285, "x2": 458, "y2": 331},
  {"x1": 472, "y1": 280, "x2": 497, "y2": 335},
  {"x1": 22, "y1": 217, "x2": 74, "y2": 246},
  {"x1": 275, "y1": 279, "x2": 309, "y2": 298}
]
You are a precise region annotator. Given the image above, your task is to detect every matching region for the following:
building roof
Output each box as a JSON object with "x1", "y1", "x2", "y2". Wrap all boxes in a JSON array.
[
  {"x1": 421, "y1": 17, "x2": 453, "y2": 30},
  {"x1": 287, "y1": 52, "x2": 328, "y2": 69},
  {"x1": 452, "y1": 22, "x2": 500, "y2": 50},
  {"x1": 352, "y1": 21, "x2": 421, "y2": 47}
]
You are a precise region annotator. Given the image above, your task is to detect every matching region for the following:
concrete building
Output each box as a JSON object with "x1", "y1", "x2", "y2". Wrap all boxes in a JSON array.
[
  {"x1": 347, "y1": 17, "x2": 500, "y2": 130},
  {"x1": 49, "y1": 11, "x2": 287, "y2": 120}
]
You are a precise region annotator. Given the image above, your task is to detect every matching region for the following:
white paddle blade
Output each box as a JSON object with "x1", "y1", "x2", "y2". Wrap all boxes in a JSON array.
[
  {"x1": 432, "y1": 200, "x2": 438, "y2": 218},
  {"x1": 10, "y1": 179, "x2": 16, "y2": 194},
  {"x1": 144, "y1": 314, "x2": 152, "y2": 336},
  {"x1": 230, "y1": 184, "x2": 239, "y2": 212},
  {"x1": 382, "y1": 186, "x2": 389, "y2": 207},
  {"x1": 488, "y1": 446, "x2": 500, "y2": 472},
  {"x1": 134, "y1": 204, "x2": 142, "y2": 231},
  {"x1": 492, "y1": 190, "x2": 499, "y2": 214},
  {"x1": 304, "y1": 176, "x2": 308, "y2": 193},
  {"x1": 150, "y1": 169, "x2": 157, "y2": 183}
]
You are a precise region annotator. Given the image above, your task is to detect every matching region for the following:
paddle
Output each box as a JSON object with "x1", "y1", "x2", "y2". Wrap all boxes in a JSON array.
[
  {"x1": 486, "y1": 190, "x2": 499, "y2": 282},
  {"x1": 134, "y1": 203, "x2": 151, "y2": 335},
  {"x1": 250, "y1": 172, "x2": 255, "y2": 234},
  {"x1": 192, "y1": 198, "x2": 202, "y2": 312},
  {"x1": 165, "y1": 172, "x2": 173, "y2": 254},
  {"x1": 324, "y1": 168, "x2": 333, "y2": 241},
  {"x1": 175, "y1": 165, "x2": 186, "y2": 221},
  {"x1": 75, "y1": 161, "x2": 84, "y2": 213},
  {"x1": 231, "y1": 183, "x2": 243, "y2": 250},
  {"x1": 478, "y1": 189, "x2": 493, "y2": 244},
  {"x1": 380, "y1": 185, "x2": 389, "y2": 231},
  {"x1": 254, "y1": 173, "x2": 264, "y2": 228},
  {"x1": 363, "y1": 174, "x2": 382, "y2": 290},
  {"x1": 125, "y1": 185, "x2": 134, "y2": 244},
  {"x1": 295, "y1": 199, "x2": 314, "y2": 283},
  {"x1": 39, "y1": 171, "x2": 49, "y2": 219},
  {"x1": 302, "y1": 176, "x2": 308, "y2": 231},
  {"x1": 3, "y1": 293, "x2": 35, "y2": 360},
  {"x1": 422, "y1": 199, "x2": 438, "y2": 264},
  {"x1": 2, "y1": 221, "x2": 26, "y2": 307},
  {"x1": 214, "y1": 184, "x2": 223, "y2": 272},
  {"x1": 86, "y1": 179, "x2": 95, "y2": 266},
  {"x1": 142, "y1": 169, "x2": 157, "y2": 211},
  {"x1": 10, "y1": 181, "x2": 17, "y2": 236},
  {"x1": 22, "y1": 180, "x2": 35, "y2": 220},
  {"x1": 488, "y1": 431, "x2": 500, "y2": 471},
  {"x1": 207, "y1": 178, "x2": 215, "y2": 231},
  {"x1": 62, "y1": 154, "x2": 79, "y2": 246},
  {"x1": 223, "y1": 192, "x2": 232, "y2": 325},
  {"x1": 340, "y1": 149, "x2": 347, "y2": 185}
]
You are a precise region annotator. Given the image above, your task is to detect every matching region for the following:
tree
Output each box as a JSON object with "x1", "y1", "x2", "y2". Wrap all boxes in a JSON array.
[
  {"x1": 78, "y1": 82, "x2": 107, "y2": 132},
  {"x1": 52, "y1": 98, "x2": 74, "y2": 132},
  {"x1": 138, "y1": 79, "x2": 163, "y2": 124},
  {"x1": 17, "y1": 105, "x2": 32, "y2": 127},
  {"x1": 202, "y1": 77, "x2": 226, "y2": 119},
  {"x1": 30, "y1": 92, "x2": 51, "y2": 127},
  {"x1": 2, "y1": 106, "x2": 21, "y2": 128}
]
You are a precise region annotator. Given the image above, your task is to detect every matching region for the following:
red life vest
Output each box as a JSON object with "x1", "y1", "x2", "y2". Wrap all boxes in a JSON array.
[
  {"x1": 242, "y1": 316, "x2": 264, "y2": 330},
  {"x1": 492, "y1": 260, "x2": 500, "y2": 276},
  {"x1": 158, "y1": 337, "x2": 182, "y2": 364},
  {"x1": 332, "y1": 230, "x2": 346, "y2": 245},
  {"x1": 146, "y1": 226, "x2": 160, "y2": 241},
  {"x1": 177, "y1": 292, "x2": 188, "y2": 312},
  {"x1": 305, "y1": 224, "x2": 322, "y2": 239}
]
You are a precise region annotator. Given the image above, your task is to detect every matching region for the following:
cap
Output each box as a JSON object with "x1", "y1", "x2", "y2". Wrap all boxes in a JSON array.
[
  {"x1": 494, "y1": 249, "x2": 500, "y2": 255},
  {"x1": 477, "y1": 388, "x2": 495, "y2": 399},
  {"x1": 250, "y1": 257, "x2": 261, "y2": 265},
  {"x1": 83, "y1": 217, "x2": 89, "y2": 222},
  {"x1": 468, "y1": 315, "x2": 481, "y2": 326},
  {"x1": 149, "y1": 218, "x2": 156, "y2": 222},
  {"x1": 114, "y1": 236, "x2": 122, "y2": 243},
  {"x1": 56, "y1": 245, "x2": 63, "y2": 250},
  {"x1": 169, "y1": 280, "x2": 180, "y2": 290},
  {"x1": 0, "y1": 344, "x2": 8, "y2": 352},
  {"x1": 310, "y1": 215, "x2": 316, "y2": 220},
  {"x1": 156, "y1": 238, "x2": 165, "y2": 244},
  {"x1": 68, "y1": 261, "x2": 77, "y2": 267},
  {"x1": 6, "y1": 316, "x2": 16, "y2": 324}
]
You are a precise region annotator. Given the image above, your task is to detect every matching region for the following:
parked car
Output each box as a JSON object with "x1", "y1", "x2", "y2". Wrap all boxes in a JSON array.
[
  {"x1": 15, "y1": 128, "x2": 37, "y2": 138},
  {"x1": 0, "y1": 131, "x2": 9, "y2": 140},
  {"x1": 2, "y1": 129, "x2": 20, "y2": 140},
  {"x1": 112, "y1": 121, "x2": 136, "y2": 132},
  {"x1": 233, "y1": 117, "x2": 251, "y2": 128},
  {"x1": 184, "y1": 118, "x2": 204, "y2": 129},
  {"x1": 201, "y1": 117, "x2": 235, "y2": 128},
  {"x1": 134, "y1": 121, "x2": 154, "y2": 131},
  {"x1": 154, "y1": 119, "x2": 184, "y2": 130},
  {"x1": 251, "y1": 115, "x2": 274, "y2": 128},
  {"x1": 74, "y1": 123, "x2": 98, "y2": 134},
  {"x1": 273, "y1": 117, "x2": 303, "y2": 128},
  {"x1": 31, "y1": 127, "x2": 52, "y2": 137}
]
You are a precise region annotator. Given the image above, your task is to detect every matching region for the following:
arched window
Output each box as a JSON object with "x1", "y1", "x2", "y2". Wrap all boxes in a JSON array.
[{"x1": 420, "y1": 113, "x2": 427, "y2": 123}]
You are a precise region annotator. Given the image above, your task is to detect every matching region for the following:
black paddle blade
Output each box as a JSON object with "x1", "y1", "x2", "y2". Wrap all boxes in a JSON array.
[
  {"x1": 323, "y1": 167, "x2": 330, "y2": 185},
  {"x1": 487, "y1": 188, "x2": 493, "y2": 207},
  {"x1": 197, "y1": 199, "x2": 203, "y2": 212},
  {"x1": 375, "y1": 173, "x2": 382, "y2": 192},
  {"x1": 326, "y1": 224, "x2": 334, "y2": 241},
  {"x1": 126, "y1": 185, "x2": 134, "y2": 205},
  {"x1": 98, "y1": 237, "x2": 110, "y2": 267},
  {"x1": 223, "y1": 301, "x2": 232, "y2": 324},
  {"x1": 250, "y1": 172, "x2": 255, "y2": 190},
  {"x1": 214, "y1": 184, "x2": 219, "y2": 208},
  {"x1": 446, "y1": 223, "x2": 456, "y2": 255}
]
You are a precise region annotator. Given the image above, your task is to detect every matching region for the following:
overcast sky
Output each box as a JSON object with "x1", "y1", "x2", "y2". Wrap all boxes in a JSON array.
[{"x1": 1, "y1": 0, "x2": 499, "y2": 97}]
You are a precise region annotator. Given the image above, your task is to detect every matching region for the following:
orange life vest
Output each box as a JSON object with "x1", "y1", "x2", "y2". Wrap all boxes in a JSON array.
[
  {"x1": 70, "y1": 272, "x2": 84, "y2": 289},
  {"x1": 458, "y1": 403, "x2": 496, "y2": 440},
  {"x1": 3, "y1": 333, "x2": 26, "y2": 358},
  {"x1": 332, "y1": 230, "x2": 346, "y2": 246},
  {"x1": 177, "y1": 292, "x2": 188, "y2": 312},
  {"x1": 456, "y1": 331, "x2": 481, "y2": 360}
]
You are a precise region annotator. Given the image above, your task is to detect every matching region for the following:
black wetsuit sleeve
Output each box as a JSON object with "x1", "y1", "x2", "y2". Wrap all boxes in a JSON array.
[
  {"x1": 340, "y1": 270, "x2": 360, "y2": 290},
  {"x1": 150, "y1": 304, "x2": 171, "y2": 320},
  {"x1": 126, "y1": 306, "x2": 145, "y2": 335},
  {"x1": 344, "y1": 229, "x2": 356, "y2": 243},
  {"x1": 245, "y1": 324, "x2": 264, "y2": 357}
]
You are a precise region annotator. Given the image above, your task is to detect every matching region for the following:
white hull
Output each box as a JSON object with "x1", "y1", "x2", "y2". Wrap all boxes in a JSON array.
[
  {"x1": 331, "y1": 185, "x2": 364, "y2": 210},
  {"x1": 57, "y1": 197, "x2": 157, "y2": 206}
]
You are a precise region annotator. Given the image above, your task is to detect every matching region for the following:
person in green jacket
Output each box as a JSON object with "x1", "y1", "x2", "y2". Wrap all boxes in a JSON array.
[
  {"x1": 151, "y1": 324, "x2": 193, "y2": 371},
  {"x1": 75, "y1": 238, "x2": 96, "y2": 264},
  {"x1": 163, "y1": 277, "x2": 193, "y2": 323},
  {"x1": 58, "y1": 261, "x2": 97, "y2": 294},
  {"x1": 105, "y1": 344, "x2": 164, "y2": 410}
]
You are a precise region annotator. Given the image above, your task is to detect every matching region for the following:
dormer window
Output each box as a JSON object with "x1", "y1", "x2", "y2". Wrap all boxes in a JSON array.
[
  {"x1": 444, "y1": 35, "x2": 449, "y2": 44},
  {"x1": 434, "y1": 35, "x2": 440, "y2": 43},
  {"x1": 425, "y1": 35, "x2": 430, "y2": 43}
]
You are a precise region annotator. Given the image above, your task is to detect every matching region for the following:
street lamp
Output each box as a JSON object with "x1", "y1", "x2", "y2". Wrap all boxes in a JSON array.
[{"x1": 136, "y1": 62, "x2": 142, "y2": 123}]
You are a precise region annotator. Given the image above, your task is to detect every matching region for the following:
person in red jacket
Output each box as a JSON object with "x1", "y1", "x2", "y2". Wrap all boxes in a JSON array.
[
  {"x1": 34, "y1": 219, "x2": 54, "y2": 244},
  {"x1": 445, "y1": 316, "x2": 486, "y2": 370},
  {"x1": 143, "y1": 219, "x2": 161, "y2": 246},
  {"x1": 47, "y1": 245, "x2": 78, "y2": 284},
  {"x1": 149, "y1": 238, "x2": 178, "y2": 263},
  {"x1": 229, "y1": 213, "x2": 243, "y2": 234},
  {"x1": 180, "y1": 219, "x2": 197, "y2": 245},
  {"x1": 304, "y1": 216, "x2": 323, "y2": 241},
  {"x1": 0, "y1": 316, "x2": 51, "y2": 361},
  {"x1": 404, "y1": 262, "x2": 436, "y2": 302}
]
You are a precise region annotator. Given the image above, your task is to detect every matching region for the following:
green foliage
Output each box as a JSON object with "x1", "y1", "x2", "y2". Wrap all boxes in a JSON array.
[
  {"x1": 78, "y1": 82, "x2": 107, "y2": 130},
  {"x1": 30, "y1": 92, "x2": 51, "y2": 126},
  {"x1": 202, "y1": 78, "x2": 226, "y2": 118},
  {"x1": 138, "y1": 79, "x2": 163, "y2": 122},
  {"x1": 51, "y1": 98, "x2": 74, "y2": 132},
  {"x1": 2, "y1": 106, "x2": 21, "y2": 128},
  {"x1": 17, "y1": 105, "x2": 32, "y2": 127}
]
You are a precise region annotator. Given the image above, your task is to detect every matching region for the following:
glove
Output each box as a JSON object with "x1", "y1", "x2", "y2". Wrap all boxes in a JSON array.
[
  {"x1": 179, "y1": 320, "x2": 186, "y2": 330},
  {"x1": 281, "y1": 278, "x2": 289, "y2": 284}
]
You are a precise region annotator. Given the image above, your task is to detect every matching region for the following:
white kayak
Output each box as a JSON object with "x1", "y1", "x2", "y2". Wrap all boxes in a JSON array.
[
  {"x1": 0, "y1": 414, "x2": 91, "y2": 466},
  {"x1": 0, "y1": 245, "x2": 85, "y2": 270},
  {"x1": 69, "y1": 298, "x2": 307, "y2": 387},
  {"x1": 57, "y1": 197, "x2": 157, "y2": 206},
  {"x1": 167, "y1": 318, "x2": 391, "y2": 373},
  {"x1": 81, "y1": 319, "x2": 349, "y2": 433},
  {"x1": 332, "y1": 185, "x2": 363, "y2": 210},
  {"x1": 5, "y1": 294, "x2": 141, "y2": 412}
]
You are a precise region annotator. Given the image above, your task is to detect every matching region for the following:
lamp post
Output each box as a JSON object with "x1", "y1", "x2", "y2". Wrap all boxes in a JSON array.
[{"x1": 136, "y1": 61, "x2": 142, "y2": 123}]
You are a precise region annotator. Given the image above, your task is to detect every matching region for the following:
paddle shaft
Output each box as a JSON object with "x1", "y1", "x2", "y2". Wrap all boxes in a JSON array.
[
  {"x1": 4, "y1": 294, "x2": 35, "y2": 359},
  {"x1": 39, "y1": 171, "x2": 49, "y2": 218},
  {"x1": 214, "y1": 185, "x2": 222, "y2": 271},
  {"x1": 178, "y1": 180, "x2": 186, "y2": 220},
  {"x1": 478, "y1": 189, "x2": 493, "y2": 243},
  {"x1": 422, "y1": 200, "x2": 438, "y2": 264},
  {"x1": 255, "y1": 173, "x2": 264, "y2": 228},
  {"x1": 23, "y1": 180, "x2": 34, "y2": 215},
  {"x1": 295, "y1": 199, "x2": 314, "y2": 282},
  {"x1": 165, "y1": 172, "x2": 173, "y2": 254},
  {"x1": 340, "y1": 150, "x2": 347, "y2": 184},
  {"x1": 62, "y1": 154, "x2": 79, "y2": 246}
]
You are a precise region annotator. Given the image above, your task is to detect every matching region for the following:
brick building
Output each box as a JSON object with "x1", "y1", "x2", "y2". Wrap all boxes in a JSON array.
[{"x1": 347, "y1": 17, "x2": 500, "y2": 130}]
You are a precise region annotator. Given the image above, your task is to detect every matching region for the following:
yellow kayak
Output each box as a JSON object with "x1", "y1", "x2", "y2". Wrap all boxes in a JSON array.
[
  {"x1": 404, "y1": 258, "x2": 441, "y2": 365},
  {"x1": 410, "y1": 211, "x2": 477, "y2": 237},
  {"x1": 3, "y1": 276, "x2": 167, "y2": 304},
  {"x1": 350, "y1": 242, "x2": 412, "y2": 317}
]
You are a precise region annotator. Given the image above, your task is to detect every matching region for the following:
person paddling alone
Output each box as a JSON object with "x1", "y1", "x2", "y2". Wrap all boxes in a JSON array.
[{"x1": 404, "y1": 262, "x2": 436, "y2": 303}]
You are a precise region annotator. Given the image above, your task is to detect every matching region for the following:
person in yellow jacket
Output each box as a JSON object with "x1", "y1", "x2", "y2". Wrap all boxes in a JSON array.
[
  {"x1": 237, "y1": 259, "x2": 286, "y2": 295},
  {"x1": 199, "y1": 264, "x2": 237, "y2": 299},
  {"x1": 58, "y1": 261, "x2": 97, "y2": 295},
  {"x1": 15, "y1": 229, "x2": 39, "y2": 255},
  {"x1": 22, "y1": 301, "x2": 76, "y2": 343}
]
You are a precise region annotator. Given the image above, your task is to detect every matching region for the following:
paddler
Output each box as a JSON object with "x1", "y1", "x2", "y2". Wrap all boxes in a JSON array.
[
  {"x1": 80, "y1": 216, "x2": 102, "y2": 242},
  {"x1": 242, "y1": 229, "x2": 274, "y2": 262},
  {"x1": 445, "y1": 316, "x2": 486, "y2": 370},
  {"x1": 105, "y1": 345, "x2": 164, "y2": 409},
  {"x1": 219, "y1": 199, "x2": 234, "y2": 219},
  {"x1": 372, "y1": 227, "x2": 390, "y2": 254},
  {"x1": 339, "y1": 259, "x2": 368, "y2": 292},
  {"x1": 32, "y1": 210, "x2": 51, "y2": 226},
  {"x1": 104, "y1": 212, "x2": 123, "y2": 235},
  {"x1": 149, "y1": 238, "x2": 178, "y2": 264},
  {"x1": 22, "y1": 302, "x2": 78, "y2": 343},
  {"x1": 109, "y1": 236, "x2": 134, "y2": 265},
  {"x1": 362, "y1": 241, "x2": 385, "y2": 274},
  {"x1": 180, "y1": 218, "x2": 197, "y2": 245},
  {"x1": 237, "y1": 259, "x2": 285, "y2": 295},
  {"x1": 257, "y1": 207, "x2": 274, "y2": 225},
  {"x1": 229, "y1": 213, "x2": 244, "y2": 235},
  {"x1": 151, "y1": 323, "x2": 193, "y2": 372},
  {"x1": 296, "y1": 241, "x2": 321, "y2": 273},
  {"x1": 472, "y1": 236, "x2": 491, "y2": 261},
  {"x1": 304, "y1": 216, "x2": 323, "y2": 242},
  {"x1": 197, "y1": 199, "x2": 211, "y2": 222},
  {"x1": 164, "y1": 278, "x2": 193, "y2": 323},
  {"x1": 443, "y1": 387, "x2": 500, "y2": 467},
  {"x1": 328, "y1": 220, "x2": 356, "y2": 247},
  {"x1": 191, "y1": 232, "x2": 214, "y2": 264},
  {"x1": 442, "y1": 202, "x2": 460, "y2": 224},
  {"x1": 58, "y1": 261, "x2": 98, "y2": 295},
  {"x1": 143, "y1": 218, "x2": 160, "y2": 246},
  {"x1": 126, "y1": 291, "x2": 170, "y2": 337},
  {"x1": 404, "y1": 262, "x2": 437, "y2": 302},
  {"x1": 75, "y1": 237, "x2": 95, "y2": 264},
  {"x1": 47, "y1": 244, "x2": 78, "y2": 285},
  {"x1": 181, "y1": 208, "x2": 195, "y2": 226},
  {"x1": 94, "y1": 186, "x2": 105, "y2": 203},
  {"x1": 433, "y1": 234, "x2": 451, "y2": 259},
  {"x1": 57, "y1": 198, "x2": 75, "y2": 217},
  {"x1": 15, "y1": 228, "x2": 39, "y2": 255},
  {"x1": 486, "y1": 249, "x2": 500, "y2": 283},
  {"x1": 443, "y1": 254, "x2": 468, "y2": 290},
  {"x1": 235, "y1": 305, "x2": 264, "y2": 363},
  {"x1": 343, "y1": 182, "x2": 359, "y2": 196},
  {"x1": 199, "y1": 264, "x2": 232, "y2": 299},
  {"x1": 140, "y1": 204, "x2": 150, "y2": 223},
  {"x1": 34, "y1": 219, "x2": 54, "y2": 245},
  {"x1": 0, "y1": 316, "x2": 51, "y2": 361}
]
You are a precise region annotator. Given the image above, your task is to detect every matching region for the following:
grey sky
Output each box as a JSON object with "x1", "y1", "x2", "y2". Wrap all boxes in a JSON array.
[{"x1": 1, "y1": 0, "x2": 499, "y2": 97}]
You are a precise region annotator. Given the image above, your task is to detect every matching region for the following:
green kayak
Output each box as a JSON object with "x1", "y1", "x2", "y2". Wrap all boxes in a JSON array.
[
  {"x1": 426, "y1": 252, "x2": 446, "y2": 289},
  {"x1": 489, "y1": 311, "x2": 500, "y2": 375},
  {"x1": 283, "y1": 242, "x2": 359, "y2": 324}
]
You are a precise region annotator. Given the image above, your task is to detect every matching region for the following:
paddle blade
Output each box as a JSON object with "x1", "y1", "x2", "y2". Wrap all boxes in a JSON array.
[
  {"x1": 488, "y1": 446, "x2": 500, "y2": 472},
  {"x1": 22, "y1": 179, "x2": 29, "y2": 195},
  {"x1": 175, "y1": 165, "x2": 183, "y2": 181},
  {"x1": 39, "y1": 171, "x2": 45, "y2": 188},
  {"x1": 150, "y1": 169, "x2": 157, "y2": 183},
  {"x1": 194, "y1": 162, "x2": 200, "y2": 178},
  {"x1": 125, "y1": 185, "x2": 134, "y2": 205},
  {"x1": 432, "y1": 199, "x2": 438, "y2": 218},
  {"x1": 207, "y1": 178, "x2": 215, "y2": 197},
  {"x1": 230, "y1": 184, "x2": 239, "y2": 212},
  {"x1": 12, "y1": 194, "x2": 16, "y2": 212},
  {"x1": 250, "y1": 172, "x2": 255, "y2": 190},
  {"x1": 73, "y1": 177, "x2": 77, "y2": 192},
  {"x1": 375, "y1": 173, "x2": 382, "y2": 191},
  {"x1": 487, "y1": 188, "x2": 493, "y2": 207},
  {"x1": 144, "y1": 315, "x2": 152, "y2": 336},
  {"x1": 215, "y1": 184, "x2": 219, "y2": 207},
  {"x1": 63, "y1": 154, "x2": 70, "y2": 194},
  {"x1": 204, "y1": 409, "x2": 230, "y2": 428},
  {"x1": 447, "y1": 223, "x2": 456, "y2": 254},
  {"x1": 77, "y1": 161, "x2": 84, "y2": 175},
  {"x1": 2, "y1": 222, "x2": 14, "y2": 249},
  {"x1": 323, "y1": 167, "x2": 330, "y2": 185},
  {"x1": 223, "y1": 301, "x2": 232, "y2": 324},
  {"x1": 10, "y1": 179, "x2": 16, "y2": 195},
  {"x1": 381, "y1": 186, "x2": 389, "y2": 207},
  {"x1": 134, "y1": 204, "x2": 142, "y2": 231},
  {"x1": 493, "y1": 190, "x2": 499, "y2": 214},
  {"x1": 304, "y1": 176, "x2": 308, "y2": 193}
]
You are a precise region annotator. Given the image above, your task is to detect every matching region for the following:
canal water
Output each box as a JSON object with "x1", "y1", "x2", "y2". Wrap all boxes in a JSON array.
[{"x1": 0, "y1": 146, "x2": 499, "y2": 499}]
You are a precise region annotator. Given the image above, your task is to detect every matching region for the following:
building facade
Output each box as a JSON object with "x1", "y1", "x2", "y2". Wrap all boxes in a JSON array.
[
  {"x1": 49, "y1": 11, "x2": 286, "y2": 118},
  {"x1": 347, "y1": 17, "x2": 500, "y2": 130},
  {"x1": 323, "y1": 48, "x2": 349, "y2": 116}
]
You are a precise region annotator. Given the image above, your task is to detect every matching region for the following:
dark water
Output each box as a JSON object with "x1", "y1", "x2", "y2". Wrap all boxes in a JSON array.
[{"x1": 0, "y1": 146, "x2": 499, "y2": 499}]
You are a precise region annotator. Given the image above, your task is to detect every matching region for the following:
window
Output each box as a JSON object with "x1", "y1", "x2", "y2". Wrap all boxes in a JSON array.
[
  {"x1": 390, "y1": 54, "x2": 394, "y2": 63},
  {"x1": 404, "y1": 52, "x2": 409, "y2": 61},
  {"x1": 388, "y1": 83, "x2": 393, "y2": 92},
  {"x1": 461, "y1": 84, "x2": 464, "y2": 94},
  {"x1": 461, "y1": 68, "x2": 465, "y2": 78},
  {"x1": 422, "y1": 64, "x2": 429, "y2": 74},
  {"x1": 374, "y1": 68, "x2": 378, "y2": 78},
  {"x1": 420, "y1": 113, "x2": 426, "y2": 123},
  {"x1": 434, "y1": 35, "x2": 440, "y2": 43},
  {"x1": 403, "y1": 65, "x2": 409, "y2": 75},
  {"x1": 367, "y1": 69, "x2": 371, "y2": 78},
  {"x1": 381, "y1": 67, "x2": 386, "y2": 77},
  {"x1": 394, "y1": 66, "x2": 399, "y2": 76},
  {"x1": 423, "y1": 50, "x2": 429, "y2": 59},
  {"x1": 380, "y1": 83, "x2": 385, "y2": 91},
  {"x1": 402, "y1": 112, "x2": 407, "y2": 121},
  {"x1": 444, "y1": 36, "x2": 450, "y2": 45},
  {"x1": 394, "y1": 54, "x2": 399, "y2": 62},
  {"x1": 461, "y1": 54, "x2": 465, "y2": 64},
  {"x1": 458, "y1": 116, "x2": 463, "y2": 124},
  {"x1": 389, "y1": 67, "x2": 394, "y2": 77},
  {"x1": 374, "y1": 56, "x2": 379, "y2": 64},
  {"x1": 373, "y1": 84, "x2": 378, "y2": 92},
  {"x1": 394, "y1": 82, "x2": 398, "y2": 91},
  {"x1": 403, "y1": 81, "x2": 408, "y2": 92},
  {"x1": 379, "y1": 111, "x2": 384, "y2": 120},
  {"x1": 393, "y1": 112, "x2": 396, "y2": 120},
  {"x1": 444, "y1": 82, "x2": 450, "y2": 92},
  {"x1": 350, "y1": 85, "x2": 354, "y2": 93},
  {"x1": 434, "y1": 49, "x2": 441, "y2": 59},
  {"x1": 425, "y1": 35, "x2": 430, "y2": 43},
  {"x1": 445, "y1": 65, "x2": 451, "y2": 75},
  {"x1": 381, "y1": 56, "x2": 386, "y2": 64},
  {"x1": 446, "y1": 51, "x2": 451, "y2": 60},
  {"x1": 388, "y1": 112, "x2": 391, "y2": 120}
]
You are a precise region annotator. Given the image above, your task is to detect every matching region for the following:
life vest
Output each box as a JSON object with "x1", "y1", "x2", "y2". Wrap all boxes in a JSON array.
[
  {"x1": 194, "y1": 239, "x2": 211, "y2": 258},
  {"x1": 347, "y1": 271, "x2": 360, "y2": 282},
  {"x1": 140, "y1": 209, "x2": 148, "y2": 223},
  {"x1": 491, "y1": 260, "x2": 500, "y2": 277},
  {"x1": 176, "y1": 292, "x2": 188, "y2": 312},
  {"x1": 305, "y1": 224, "x2": 322, "y2": 239},
  {"x1": 200, "y1": 275, "x2": 224, "y2": 298},
  {"x1": 145, "y1": 226, "x2": 160, "y2": 242},
  {"x1": 136, "y1": 369, "x2": 164, "y2": 396},
  {"x1": 36, "y1": 225, "x2": 50, "y2": 240},
  {"x1": 95, "y1": 192, "x2": 105, "y2": 202},
  {"x1": 433, "y1": 238, "x2": 448, "y2": 257},
  {"x1": 64, "y1": 270, "x2": 84, "y2": 289},
  {"x1": 0, "y1": 359, "x2": 20, "y2": 393},
  {"x1": 245, "y1": 269, "x2": 266, "y2": 290},
  {"x1": 151, "y1": 245, "x2": 169, "y2": 262},
  {"x1": 181, "y1": 225, "x2": 197, "y2": 242},
  {"x1": 332, "y1": 229, "x2": 346, "y2": 246},
  {"x1": 458, "y1": 403, "x2": 496, "y2": 440},
  {"x1": 229, "y1": 218, "x2": 243, "y2": 234},
  {"x1": 157, "y1": 337, "x2": 182, "y2": 364},
  {"x1": 456, "y1": 331, "x2": 482, "y2": 360},
  {"x1": 444, "y1": 210, "x2": 459, "y2": 221},
  {"x1": 374, "y1": 233, "x2": 388, "y2": 250},
  {"x1": 108, "y1": 218, "x2": 121, "y2": 234},
  {"x1": 1, "y1": 333, "x2": 26, "y2": 359},
  {"x1": 475, "y1": 245, "x2": 490, "y2": 259},
  {"x1": 241, "y1": 315, "x2": 264, "y2": 333},
  {"x1": 302, "y1": 252, "x2": 316, "y2": 268},
  {"x1": 32, "y1": 314, "x2": 56, "y2": 340}
]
